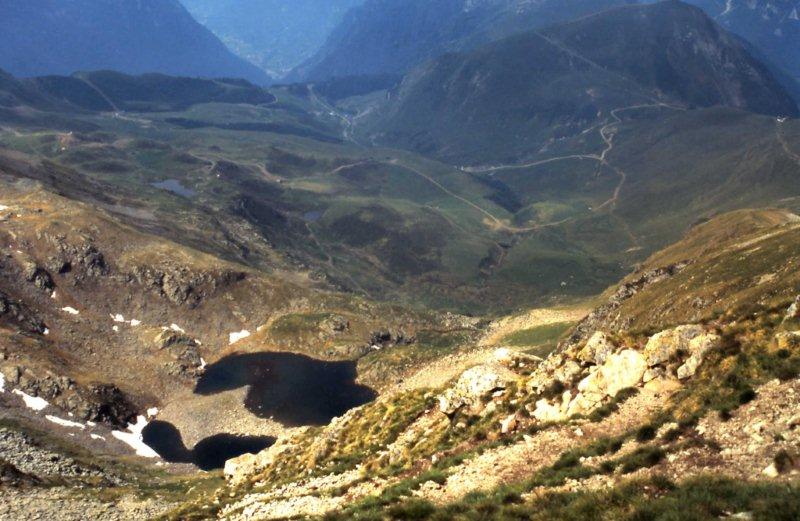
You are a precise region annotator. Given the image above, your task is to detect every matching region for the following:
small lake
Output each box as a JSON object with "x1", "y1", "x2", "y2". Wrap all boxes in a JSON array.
[
  {"x1": 142, "y1": 352, "x2": 376, "y2": 469},
  {"x1": 151, "y1": 179, "x2": 196, "y2": 198},
  {"x1": 195, "y1": 352, "x2": 377, "y2": 427},
  {"x1": 142, "y1": 421, "x2": 274, "y2": 471}
]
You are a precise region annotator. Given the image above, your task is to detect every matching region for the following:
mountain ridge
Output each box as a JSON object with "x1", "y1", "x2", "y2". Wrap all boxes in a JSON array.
[{"x1": 0, "y1": 0, "x2": 270, "y2": 84}]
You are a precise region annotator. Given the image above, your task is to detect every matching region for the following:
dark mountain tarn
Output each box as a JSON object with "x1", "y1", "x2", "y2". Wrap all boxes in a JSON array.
[
  {"x1": 194, "y1": 352, "x2": 377, "y2": 427},
  {"x1": 141, "y1": 421, "x2": 275, "y2": 471},
  {"x1": 143, "y1": 352, "x2": 376, "y2": 469}
]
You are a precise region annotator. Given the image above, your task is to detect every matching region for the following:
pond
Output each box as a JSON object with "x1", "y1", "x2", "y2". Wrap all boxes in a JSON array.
[
  {"x1": 195, "y1": 352, "x2": 377, "y2": 427},
  {"x1": 151, "y1": 179, "x2": 196, "y2": 198},
  {"x1": 141, "y1": 421, "x2": 274, "y2": 471}
]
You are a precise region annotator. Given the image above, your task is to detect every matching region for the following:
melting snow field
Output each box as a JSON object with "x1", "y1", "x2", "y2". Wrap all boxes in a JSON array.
[
  {"x1": 46, "y1": 415, "x2": 85, "y2": 430},
  {"x1": 111, "y1": 314, "x2": 142, "y2": 327},
  {"x1": 111, "y1": 416, "x2": 159, "y2": 458},
  {"x1": 61, "y1": 307, "x2": 80, "y2": 315},
  {"x1": 229, "y1": 330, "x2": 251, "y2": 345},
  {"x1": 12, "y1": 390, "x2": 49, "y2": 411}
]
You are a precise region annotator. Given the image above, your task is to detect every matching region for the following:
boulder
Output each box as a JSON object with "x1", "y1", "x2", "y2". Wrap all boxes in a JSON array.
[
  {"x1": 566, "y1": 391, "x2": 604, "y2": 417},
  {"x1": 578, "y1": 349, "x2": 646, "y2": 398},
  {"x1": 552, "y1": 359, "x2": 582, "y2": 386},
  {"x1": 577, "y1": 331, "x2": 616, "y2": 365},
  {"x1": 643, "y1": 325, "x2": 705, "y2": 366},
  {"x1": 500, "y1": 414, "x2": 518, "y2": 434},
  {"x1": 533, "y1": 398, "x2": 565, "y2": 422},
  {"x1": 676, "y1": 333, "x2": 721, "y2": 379},
  {"x1": 21, "y1": 260, "x2": 54, "y2": 291},
  {"x1": 438, "y1": 365, "x2": 509, "y2": 416},
  {"x1": 154, "y1": 329, "x2": 197, "y2": 350}
]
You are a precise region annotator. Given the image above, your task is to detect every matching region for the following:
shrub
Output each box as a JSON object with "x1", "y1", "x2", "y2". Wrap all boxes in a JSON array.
[{"x1": 635, "y1": 425, "x2": 657, "y2": 442}]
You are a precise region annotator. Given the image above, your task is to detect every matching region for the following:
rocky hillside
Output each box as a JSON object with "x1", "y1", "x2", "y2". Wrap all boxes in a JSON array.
[
  {"x1": 0, "y1": 0, "x2": 270, "y2": 84},
  {"x1": 188, "y1": 208, "x2": 800, "y2": 519},
  {"x1": 0, "y1": 175, "x2": 467, "y2": 455},
  {"x1": 685, "y1": 0, "x2": 800, "y2": 81},
  {"x1": 367, "y1": 1, "x2": 798, "y2": 163}
]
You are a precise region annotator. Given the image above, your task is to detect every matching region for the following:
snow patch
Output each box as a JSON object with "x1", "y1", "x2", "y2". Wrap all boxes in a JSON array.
[
  {"x1": 229, "y1": 330, "x2": 251, "y2": 345},
  {"x1": 51, "y1": 291, "x2": 57, "y2": 300},
  {"x1": 111, "y1": 314, "x2": 126, "y2": 323},
  {"x1": 0, "y1": 372, "x2": 5, "y2": 392},
  {"x1": 130, "y1": 319, "x2": 141, "y2": 327},
  {"x1": 12, "y1": 390, "x2": 49, "y2": 411},
  {"x1": 112, "y1": 325, "x2": 119, "y2": 332},
  {"x1": 0, "y1": 205, "x2": 8, "y2": 211},
  {"x1": 111, "y1": 416, "x2": 159, "y2": 458},
  {"x1": 199, "y1": 357, "x2": 207, "y2": 370},
  {"x1": 46, "y1": 415, "x2": 85, "y2": 430},
  {"x1": 169, "y1": 324, "x2": 185, "y2": 333},
  {"x1": 43, "y1": 328, "x2": 50, "y2": 336},
  {"x1": 90, "y1": 434, "x2": 105, "y2": 441},
  {"x1": 146, "y1": 407, "x2": 159, "y2": 418},
  {"x1": 61, "y1": 307, "x2": 80, "y2": 315}
]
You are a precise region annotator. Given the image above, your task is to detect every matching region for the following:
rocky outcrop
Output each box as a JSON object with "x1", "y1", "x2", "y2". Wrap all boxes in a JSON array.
[
  {"x1": 577, "y1": 331, "x2": 615, "y2": 366},
  {"x1": 563, "y1": 262, "x2": 689, "y2": 349},
  {"x1": 0, "y1": 292, "x2": 46, "y2": 334},
  {"x1": 154, "y1": 329, "x2": 198, "y2": 350},
  {"x1": 643, "y1": 325, "x2": 720, "y2": 380},
  {"x1": 129, "y1": 265, "x2": 245, "y2": 307},
  {"x1": 578, "y1": 349, "x2": 647, "y2": 399},
  {"x1": 532, "y1": 348, "x2": 647, "y2": 421},
  {"x1": 643, "y1": 325, "x2": 705, "y2": 366},
  {"x1": 21, "y1": 260, "x2": 54, "y2": 291},
  {"x1": 437, "y1": 365, "x2": 511, "y2": 417},
  {"x1": 367, "y1": 329, "x2": 415, "y2": 350},
  {"x1": 154, "y1": 329, "x2": 203, "y2": 378},
  {"x1": 2, "y1": 365, "x2": 136, "y2": 428},
  {"x1": 40, "y1": 235, "x2": 108, "y2": 279}
]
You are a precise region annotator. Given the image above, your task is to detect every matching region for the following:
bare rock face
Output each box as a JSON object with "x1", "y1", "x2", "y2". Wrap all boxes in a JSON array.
[
  {"x1": 437, "y1": 365, "x2": 510, "y2": 416},
  {"x1": 577, "y1": 331, "x2": 616, "y2": 366}
]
